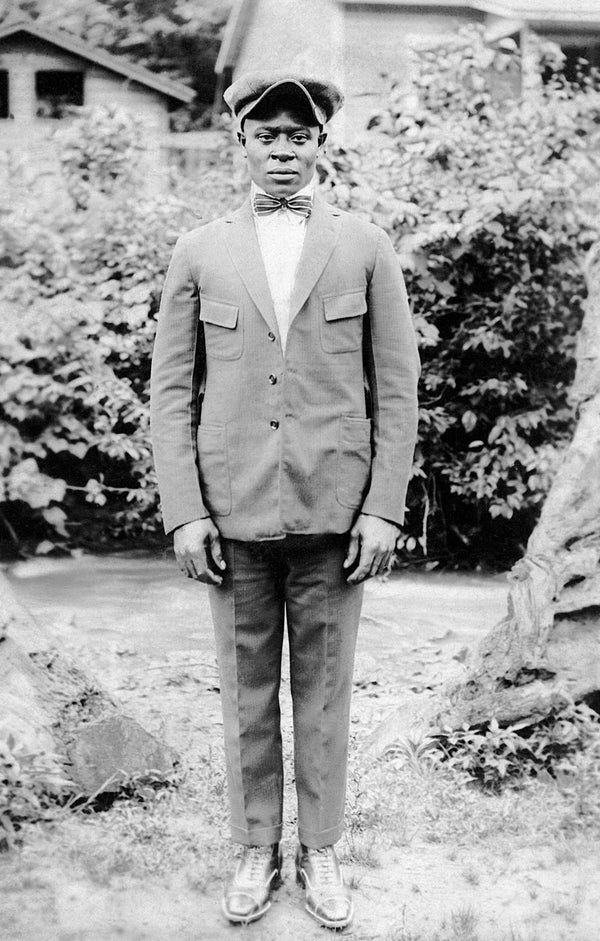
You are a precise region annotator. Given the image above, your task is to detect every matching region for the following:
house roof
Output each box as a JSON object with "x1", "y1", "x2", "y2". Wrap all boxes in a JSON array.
[
  {"x1": 216, "y1": 0, "x2": 600, "y2": 73},
  {"x1": 0, "y1": 17, "x2": 195, "y2": 104}
]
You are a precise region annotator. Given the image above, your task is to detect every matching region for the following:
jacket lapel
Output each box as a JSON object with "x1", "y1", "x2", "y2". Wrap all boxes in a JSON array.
[
  {"x1": 222, "y1": 194, "x2": 342, "y2": 338},
  {"x1": 289, "y1": 195, "x2": 342, "y2": 327},
  {"x1": 223, "y1": 198, "x2": 279, "y2": 338}
]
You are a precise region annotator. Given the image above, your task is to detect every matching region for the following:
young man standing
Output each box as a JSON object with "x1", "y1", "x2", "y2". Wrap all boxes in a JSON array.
[{"x1": 151, "y1": 72, "x2": 420, "y2": 929}]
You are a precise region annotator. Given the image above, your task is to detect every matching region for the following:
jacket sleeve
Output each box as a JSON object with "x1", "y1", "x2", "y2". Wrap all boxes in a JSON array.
[
  {"x1": 360, "y1": 228, "x2": 420, "y2": 527},
  {"x1": 150, "y1": 234, "x2": 209, "y2": 535}
]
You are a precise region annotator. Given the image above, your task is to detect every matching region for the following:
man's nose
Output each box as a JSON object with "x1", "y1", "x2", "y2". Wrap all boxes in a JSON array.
[{"x1": 271, "y1": 140, "x2": 295, "y2": 160}]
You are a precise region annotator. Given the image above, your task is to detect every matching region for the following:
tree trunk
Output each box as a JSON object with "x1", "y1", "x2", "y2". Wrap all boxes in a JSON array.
[
  {"x1": 0, "y1": 571, "x2": 178, "y2": 795},
  {"x1": 370, "y1": 245, "x2": 600, "y2": 753}
]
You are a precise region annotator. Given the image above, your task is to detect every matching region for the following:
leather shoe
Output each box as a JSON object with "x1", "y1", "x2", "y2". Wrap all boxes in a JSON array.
[
  {"x1": 222, "y1": 843, "x2": 282, "y2": 924},
  {"x1": 295, "y1": 844, "x2": 354, "y2": 929}
]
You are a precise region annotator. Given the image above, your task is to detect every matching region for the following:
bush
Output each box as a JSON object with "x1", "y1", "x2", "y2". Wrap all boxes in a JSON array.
[
  {"x1": 0, "y1": 734, "x2": 72, "y2": 850},
  {"x1": 320, "y1": 27, "x2": 600, "y2": 566},
  {"x1": 439, "y1": 702, "x2": 600, "y2": 795},
  {"x1": 385, "y1": 701, "x2": 600, "y2": 799},
  {"x1": 1, "y1": 33, "x2": 600, "y2": 563},
  {"x1": 0, "y1": 107, "x2": 242, "y2": 552}
]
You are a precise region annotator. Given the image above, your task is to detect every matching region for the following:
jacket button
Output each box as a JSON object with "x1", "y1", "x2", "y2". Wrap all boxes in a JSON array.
[
  {"x1": 268, "y1": 331, "x2": 276, "y2": 342},
  {"x1": 268, "y1": 374, "x2": 277, "y2": 384},
  {"x1": 270, "y1": 420, "x2": 279, "y2": 430}
]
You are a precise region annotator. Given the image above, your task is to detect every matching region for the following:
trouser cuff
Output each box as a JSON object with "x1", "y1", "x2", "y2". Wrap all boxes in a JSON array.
[
  {"x1": 298, "y1": 820, "x2": 344, "y2": 849},
  {"x1": 230, "y1": 822, "x2": 283, "y2": 847}
]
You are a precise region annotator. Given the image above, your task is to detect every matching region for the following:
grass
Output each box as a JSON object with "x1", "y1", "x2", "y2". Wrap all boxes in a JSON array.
[
  {"x1": 1, "y1": 741, "x2": 597, "y2": 941},
  {"x1": 2, "y1": 674, "x2": 600, "y2": 940}
]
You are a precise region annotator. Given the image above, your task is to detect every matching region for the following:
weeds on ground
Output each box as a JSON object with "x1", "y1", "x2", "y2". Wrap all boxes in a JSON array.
[
  {"x1": 343, "y1": 699, "x2": 600, "y2": 860},
  {"x1": 0, "y1": 734, "x2": 73, "y2": 851},
  {"x1": 437, "y1": 701, "x2": 600, "y2": 794},
  {"x1": 1, "y1": 727, "x2": 229, "y2": 894},
  {"x1": 64, "y1": 750, "x2": 229, "y2": 888}
]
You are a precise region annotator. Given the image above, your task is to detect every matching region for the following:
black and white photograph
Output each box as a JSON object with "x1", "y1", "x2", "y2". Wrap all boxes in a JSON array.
[{"x1": 1, "y1": 1, "x2": 600, "y2": 938}]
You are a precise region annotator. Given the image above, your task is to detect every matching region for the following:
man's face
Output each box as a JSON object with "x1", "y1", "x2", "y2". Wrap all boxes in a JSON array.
[{"x1": 240, "y1": 108, "x2": 325, "y2": 197}]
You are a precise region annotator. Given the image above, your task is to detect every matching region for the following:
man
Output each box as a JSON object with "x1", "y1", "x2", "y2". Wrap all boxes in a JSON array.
[{"x1": 150, "y1": 71, "x2": 420, "y2": 930}]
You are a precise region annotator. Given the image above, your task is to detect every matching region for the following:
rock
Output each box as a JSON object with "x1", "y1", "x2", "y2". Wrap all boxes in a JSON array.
[
  {"x1": 66, "y1": 715, "x2": 179, "y2": 794},
  {"x1": 1, "y1": 570, "x2": 179, "y2": 799}
]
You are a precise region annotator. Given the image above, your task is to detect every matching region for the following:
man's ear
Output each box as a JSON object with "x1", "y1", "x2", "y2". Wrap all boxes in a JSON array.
[
  {"x1": 237, "y1": 131, "x2": 246, "y2": 146},
  {"x1": 318, "y1": 131, "x2": 328, "y2": 148}
]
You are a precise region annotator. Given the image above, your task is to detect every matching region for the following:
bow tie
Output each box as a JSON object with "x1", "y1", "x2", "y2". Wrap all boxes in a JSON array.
[{"x1": 253, "y1": 192, "x2": 313, "y2": 218}]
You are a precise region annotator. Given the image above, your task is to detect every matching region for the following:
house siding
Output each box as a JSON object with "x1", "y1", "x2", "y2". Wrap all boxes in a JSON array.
[
  {"x1": 342, "y1": 5, "x2": 484, "y2": 135},
  {"x1": 0, "y1": 34, "x2": 172, "y2": 189}
]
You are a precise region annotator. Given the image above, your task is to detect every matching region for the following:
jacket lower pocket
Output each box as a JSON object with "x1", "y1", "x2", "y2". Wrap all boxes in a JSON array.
[
  {"x1": 336, "y1": 416, "x2": 372, "y2": 508},
  {"x1": 196, "y1": 424, "x2": 232, "y2": 516}
]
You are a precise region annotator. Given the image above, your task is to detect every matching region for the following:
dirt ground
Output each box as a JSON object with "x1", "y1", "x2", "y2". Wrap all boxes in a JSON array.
[{"x1": 1, "y1": 553, "x2": 599, "y2": 941}]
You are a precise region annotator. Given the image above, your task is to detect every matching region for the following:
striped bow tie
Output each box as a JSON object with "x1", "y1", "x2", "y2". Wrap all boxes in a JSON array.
[{"x1": 253, "y1": 192, "x2": 313, "y2": 218}]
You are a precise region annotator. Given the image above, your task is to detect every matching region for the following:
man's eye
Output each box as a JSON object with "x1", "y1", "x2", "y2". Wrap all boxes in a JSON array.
[
  {"x1": 258, "y1": 134, "x2": 274, "y2": 142},
  {"x1": 291, "y1": 136, "x2": 308, "y2": 144}
]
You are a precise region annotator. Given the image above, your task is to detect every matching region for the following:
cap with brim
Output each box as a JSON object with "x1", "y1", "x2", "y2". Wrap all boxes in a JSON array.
[
  {"x1": 224, "y1": 72, "x2": 344, "y2": 128},
  {"x1": 238, "y1": 79, "x2": 327, "y2": 126}
]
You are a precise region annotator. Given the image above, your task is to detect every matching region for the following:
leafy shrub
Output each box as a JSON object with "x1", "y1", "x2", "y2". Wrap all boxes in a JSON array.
[
  {"x1": 321, "y1": 27, "x2": 600, "y2": 566},
  {"x1": 55, "y1": 105, "x2": 146, "y2": 209},
  {"x1": 2, "y1": 33, "x2": 600, "y2": 563},
  {"x1": 0, "y1": 734, "x2": 72, "y2": 850},
  {"x1": 0, "y1": 107, "x2": 242, "y2": 552},
  {"x1": 438, "y1": 702, "x2": 600, "y2": 792}
]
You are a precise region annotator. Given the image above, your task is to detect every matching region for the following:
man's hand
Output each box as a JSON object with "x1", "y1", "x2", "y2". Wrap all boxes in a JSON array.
[
  {"x1": 343, "y1": 514, "x2": 399, "y2": 584},
  {"x1": 174, "y1": 517, "x2": 226, "y2": 585}
]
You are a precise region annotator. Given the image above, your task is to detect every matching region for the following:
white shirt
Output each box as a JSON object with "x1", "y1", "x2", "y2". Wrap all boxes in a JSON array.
[{"x1": 252, "y1": 179, "x2": 313, "y2": 351}]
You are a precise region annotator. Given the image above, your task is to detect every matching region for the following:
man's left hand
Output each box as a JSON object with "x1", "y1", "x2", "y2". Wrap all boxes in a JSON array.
[{"x1": 343, "y1": 514, "x2": 399, "y2": 584}]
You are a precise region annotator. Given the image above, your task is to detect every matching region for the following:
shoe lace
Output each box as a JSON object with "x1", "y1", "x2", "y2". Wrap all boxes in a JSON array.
[
  {"x1": 242, "y1": 846, "x2": 272, "y2": 883},
  {"x1": 310, "y1": 848, "x2": 337, "y2": 885}
]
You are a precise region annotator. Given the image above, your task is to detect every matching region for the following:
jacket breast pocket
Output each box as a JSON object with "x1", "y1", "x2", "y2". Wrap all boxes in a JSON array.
[
  {"x1": 200, "y1": 295, "x2": 243, "y2": 361},
  {"x1": 320, "y1": 290, "x2": 367, "y2": 354}
]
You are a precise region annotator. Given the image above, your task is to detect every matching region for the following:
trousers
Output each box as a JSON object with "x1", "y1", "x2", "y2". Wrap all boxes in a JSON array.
[{"x1": 207, "y1": 533, "x2": 364, "y2": 848}]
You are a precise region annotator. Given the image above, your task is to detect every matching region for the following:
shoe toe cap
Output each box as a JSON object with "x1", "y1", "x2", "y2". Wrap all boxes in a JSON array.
[
  {"x1": 314, "y1": 892, "x2": 353, "y2": 925},
  {"x1": 225, "y1": 891, "x2": 261, "y2": 918}
]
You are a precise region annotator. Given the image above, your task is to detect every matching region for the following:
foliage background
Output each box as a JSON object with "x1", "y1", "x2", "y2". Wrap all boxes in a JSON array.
[{"x1": 1, "y1": 28, "x2": 599, "y2": 566}]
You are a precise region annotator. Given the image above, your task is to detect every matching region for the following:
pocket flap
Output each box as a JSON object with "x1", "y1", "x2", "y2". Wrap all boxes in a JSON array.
[
  {"x1": 323, "y1": 291, "x2": 367, "y2": 322},
  {"x1": 200, "y1": 296, "x2": 239, "y2": 329}
]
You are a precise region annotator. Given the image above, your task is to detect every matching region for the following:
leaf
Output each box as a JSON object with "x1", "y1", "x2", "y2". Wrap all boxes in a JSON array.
[
  {"x1": 35, "y1": 540, "x2": 56, "y2": 555},
  {"x1": 42, "y1": 506, "x2": 68, "y2": 537},
  {"x1": 461, "y1": 410, "x2": 477, "y2": 433}
]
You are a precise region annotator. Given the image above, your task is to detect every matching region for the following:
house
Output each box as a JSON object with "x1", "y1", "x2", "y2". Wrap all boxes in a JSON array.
[
  {"x1": 214, "y1": 0, "x2": 600, "y2": 138},
  {"x1": 0, "y1": 16, "x2": 194, "y2": 183}
]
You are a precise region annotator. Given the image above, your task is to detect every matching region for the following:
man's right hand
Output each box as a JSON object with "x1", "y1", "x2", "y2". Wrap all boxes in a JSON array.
[{"x1": 173, "y1": 517, "x2": 226, "y2": 585}]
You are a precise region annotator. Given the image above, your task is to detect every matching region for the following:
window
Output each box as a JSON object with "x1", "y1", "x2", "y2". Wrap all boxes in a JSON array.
[
  {"x1": 0, "y1": 71, "x2": 8, "y2": 119},
  {"x1": 35, "y1": 70, "x2": 84, "y2": 118},
  {"x1": 542, "y1": 40, "x2": 600, "y2": 87},
  {"x1": 562, "y1": 43, "x2": 600, "y2": 85}
]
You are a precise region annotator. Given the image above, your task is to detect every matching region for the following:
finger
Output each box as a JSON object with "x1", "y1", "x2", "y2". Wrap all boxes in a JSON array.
[
  {"x1": 347, "y1": 544, "x2": 375, "y2": 584},
  {"x1": 343, "y1": 529, "x2": 360, "y2": 569},
  {"x1": 180, "y1": 549, "x2": 222, "y2": 585},
  {"x1": 372, "y1": 551, "x2": 392, "y2": 579},
  {"x1": 208, "y1": 532, "x2": 226, "y2": 570},
  {"x1": 193, "y1": 550, "x2": 223, "y2": 585}
]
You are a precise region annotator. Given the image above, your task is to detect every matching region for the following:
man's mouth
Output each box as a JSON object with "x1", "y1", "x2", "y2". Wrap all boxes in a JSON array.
[{"x1": 268, "y1": 169, "x2": 297, "y2": 176}]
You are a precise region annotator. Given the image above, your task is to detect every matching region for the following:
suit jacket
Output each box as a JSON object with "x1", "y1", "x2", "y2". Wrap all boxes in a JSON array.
[{"x1": 150, "y1": 194, "x2": 420, "y2": 540}]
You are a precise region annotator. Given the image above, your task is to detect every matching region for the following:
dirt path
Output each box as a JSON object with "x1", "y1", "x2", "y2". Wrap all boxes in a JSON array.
[{"x1": 1, "y1": 554, "x2": 598, "y2": 941}]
